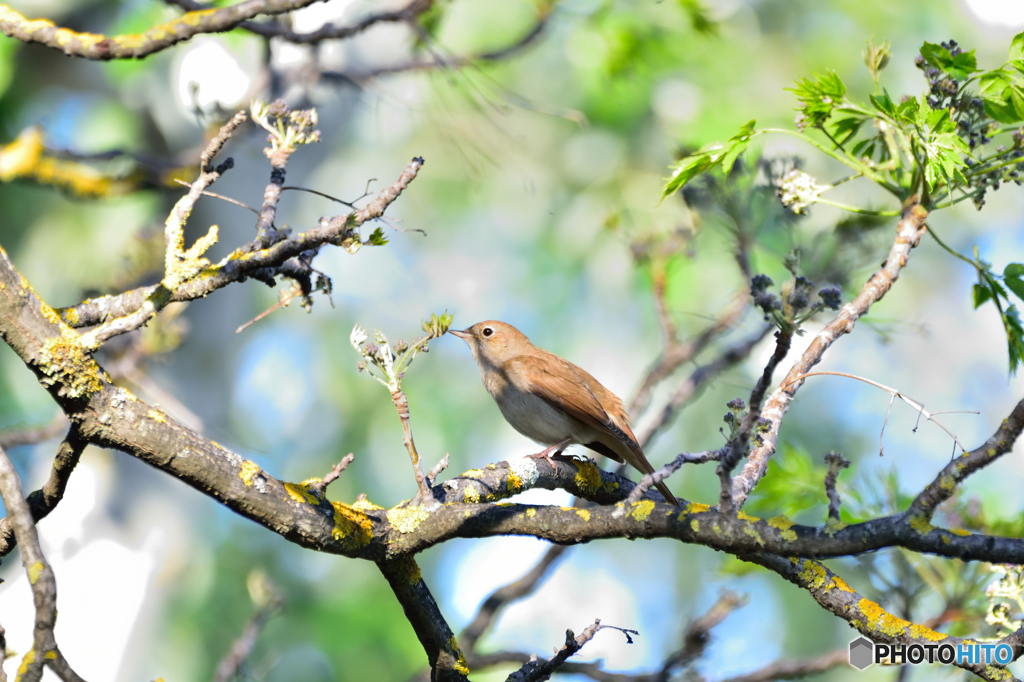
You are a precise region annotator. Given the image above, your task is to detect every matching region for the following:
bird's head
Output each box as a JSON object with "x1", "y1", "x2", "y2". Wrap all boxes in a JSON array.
[{"x1": 449, "y1": 320, "x2": 530, "y2": 367}]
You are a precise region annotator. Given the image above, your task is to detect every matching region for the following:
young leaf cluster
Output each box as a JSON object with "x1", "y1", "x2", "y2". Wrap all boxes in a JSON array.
[{"x1": 349, "y1": 312, "x2": 453, "y2": 392}]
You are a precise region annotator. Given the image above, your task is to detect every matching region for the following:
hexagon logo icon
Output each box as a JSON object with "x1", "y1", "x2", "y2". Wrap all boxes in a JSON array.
[{"x1": 849, "y1": 637, "x2": 874, "y2": 670}]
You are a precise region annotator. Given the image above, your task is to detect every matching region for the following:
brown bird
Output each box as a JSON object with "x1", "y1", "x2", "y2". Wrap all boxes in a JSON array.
[{"x1": 450, "y1": 320, "x2": 679, "y2": 506}]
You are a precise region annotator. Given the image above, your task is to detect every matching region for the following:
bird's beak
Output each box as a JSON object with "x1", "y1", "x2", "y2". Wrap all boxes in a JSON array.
[{"x1": 448, "y1": 329, "x2": 471, "y2": 340}]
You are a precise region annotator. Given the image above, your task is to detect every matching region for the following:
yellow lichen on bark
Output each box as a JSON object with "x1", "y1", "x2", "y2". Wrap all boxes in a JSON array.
[
  {"x1": 239, "y1": 460, "x2": 262, "y2": 487},
  {"x1": 283, "y1": 481, "x2": 319, "y2": 505},
  {"x1": 858, "y1": 598, "x2": 947, "y2": 641},
  {"x1": 630, "y1": 499, "x2": 655, "y2": 521},
  {"x1": 573, "y1": 459, "x2": 602, "y2": 494},
  {"x1": 767, "y1": 516, "x2": 797, "y2": 541},
  {"x1": 331, "y1": 501, "x2": 373, "y2": 549},
  {"x1": 38, "y1": 335, "x2": 103, "y2": 397},
  {"x1": 386, "y1": 505, "x2": 431, "y2": 533},
  {"x1": 447, "y1": 637, "x2": 470, "y2": 675}
]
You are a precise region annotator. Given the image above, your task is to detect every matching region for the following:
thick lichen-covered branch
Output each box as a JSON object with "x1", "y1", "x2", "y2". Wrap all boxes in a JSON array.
[
  {"x1": 743, "y1": 553, "x2": 1021, "y2": 681},
  {"x1": 3, "y1": 251, "x2": 1024, "y2": 572},
  {"x1": 730, "y1": 201, "x2": 930, "y2": 508},
  {"x1": 0, "y1": 0, "x2": 321, "y2": 60},
  {"x1": 0, "y1": 127, "x2": 160, "y2": 197},
  {"x1": 163, "y1": 0, "x2": 432, "y2": 44},
  {"x1": 378, "y1": 558, "x2": 468, "y2": 682}
]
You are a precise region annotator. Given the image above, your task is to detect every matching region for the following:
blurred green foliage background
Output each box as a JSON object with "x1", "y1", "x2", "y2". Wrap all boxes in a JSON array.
[{"x1": 1, "y1": 0, "x2": 1024, "y2": 680}]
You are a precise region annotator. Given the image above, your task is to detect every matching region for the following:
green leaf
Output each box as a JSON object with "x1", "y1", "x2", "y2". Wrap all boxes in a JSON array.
[
  {"x1": 984, "y1": 97, "x2": 1020, "y2": 124},
  {"x1": 1005, "y1": 263, "x2": 1024, "y2": 278},
  {"x1": 368, "y1": 227, "x2": 389, "y2": 246},
  {"x1": 979, "y1": 70, "x2": 1010, "y2": 98},
  {"x1": 746, "y1": 445, "x2": 828, "y2": 518},
  {"x1": 869, "y1": 90, "x2": 896, "y2": 118},
  {"x1": 851, "y1": 137, "x2": 877, "y2": 160},
  {"x1": 662, "y1": 121, "x2": 757, "y2": 197},
  {"x1": 677, "y1": 0, "x2": 717, "y2": 35},
  {"x1": 1010, "y1": 31, "x2": 1024, "y2": 61},
  {"x1": 950, "y1": 50, "x2": 978, "y2": 80},
  {"x1": 662, "y1": 154, "x2": 713, "y2": 197},
  {"x1": 1012, "y1": 87, "x2": 1024, "y2": 122},
  {"x1": 895, "y1": 96, "x2": 920, "y2": 124},
  {"x1": 719, "y1": 119, "x2": 756, "y2": 172},
  {"x1": 920, "y1": 42, "x2": 953, "y2": 71},
  {"x1": 920, "y1": 42, "x2": 978, "y2": 81},
  {"x1": 830, "y1": 116, "x2": 864, "y2": 145},
  {"x1": 974, "y1": 283, "x2": 993, "y2": 308},
  {"x1": 1003, "y1": 304, "x2": 1024, "y2": 374},
  {"x1": 1005, "y1": 275, "x2": 1024, "y2": 302}
]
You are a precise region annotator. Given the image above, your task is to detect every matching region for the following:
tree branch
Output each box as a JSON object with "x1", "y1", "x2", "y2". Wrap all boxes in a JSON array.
[
  {"x1": 0, "y1": 0, "x2": 323, "y2": 60},
  {"x1": 162, "y1": 0, "x2": 433, "y2": 44},
  {"x1": 506, "y1": 620, "x2": 635, "y2": 682},
  {"x1": 58, "y1": 157, "x2": 423, "y2": 329},
  {"x1": 730, "y1": 201, "x2": 929, "y2": 508},
  {"x1": 909, "y1": 394, "x2": 1024, "y2": 519},
  {"x1": 378, "y1": 558, "x2": 468, "y2": 682},
  {"x1": 0, "y1": 427, "x2": 86, "y2": 558},
  {"x1": 0, "y1": 446, "x2": 84, "y2": 682},
  {"x1": 635, "y1": 326, "x2": 770, "y2": 446},
  {"x1": 741, "y1": 552, "x2": 1018, "y2": 681}
]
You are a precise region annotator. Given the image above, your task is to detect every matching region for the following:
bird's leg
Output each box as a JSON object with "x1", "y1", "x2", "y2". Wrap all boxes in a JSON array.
[{"x1": 527, "y1": 437, "x2": 573, "y2": 469}]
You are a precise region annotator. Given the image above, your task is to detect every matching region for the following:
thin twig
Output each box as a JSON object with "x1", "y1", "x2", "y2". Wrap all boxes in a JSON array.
[
  {"x1": 0, "y1": 428, "x2": 87, "y2": 559},
  {"x1": 59, "y1": 157, "x2": 425, "y2": 329},
  {"x1": 730, "y1": 202, "x2": 930, "y2": 509},
  {"x1": 506, "y1": 620, "x2": 636, "y2": 682},
  {"x1": 426, "y1": 454, "x2": 450, "y2": 486},
  {"x1": 308, "y1": 453, "x2": 355, "y2": 496},
  {"x1": 76, "y1": 111, "x2": 246, "y2": 351},
  {"x1": 823, "y1": 452, "x2": 850, "y2": 523},
  {"x1": 630, "y1": 290, "x2": 751, "y2": 416},
  {"x1": 212, "y1": 580, "x2": 285, "y2": 682},
  {"x1": 172, "y1": 178, "x2": 260, "y2": 215},
  {"x1": 780, "y1": 370, "x2": 976, "y2": 454},
  {"x1": 392, "y1": 390, "x2": 434, "y2": 506},
  {"x1": 0, "y1": 446, "x2": 85, "y2": 682},
  {"x1": 660, "y1": 591, "x2": 748, "y2": 674},
  {"x1": 635, "y1": 327, "x2": 770, "y2": 447},
  {"x1": 625, "y1": 450, "x2": 720, "y2": 505},
  {"x1": 718, "y1": 329, "x2": 792, "y2": 514},
  {"x1": 717, "y1": 648, "x2": 848, "y2": 682}
]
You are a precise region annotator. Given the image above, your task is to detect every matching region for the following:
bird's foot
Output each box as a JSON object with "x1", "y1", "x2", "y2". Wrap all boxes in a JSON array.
[{"x1": 527, "y1": 438, "x2": 573, "y2": 470}]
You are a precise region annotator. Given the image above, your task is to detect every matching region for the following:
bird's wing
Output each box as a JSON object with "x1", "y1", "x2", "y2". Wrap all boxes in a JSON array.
[
  {"x1": 509, "y1": 352, "x2": 640, "y2": 450},
  {"x1": 510, "y1": 352, "x2": 680, "y2": 507}
]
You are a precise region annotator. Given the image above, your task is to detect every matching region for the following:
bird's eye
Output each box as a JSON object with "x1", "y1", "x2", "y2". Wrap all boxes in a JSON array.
[{"x1": 482, "y1": 327, "x2": 494, "y2": 337}]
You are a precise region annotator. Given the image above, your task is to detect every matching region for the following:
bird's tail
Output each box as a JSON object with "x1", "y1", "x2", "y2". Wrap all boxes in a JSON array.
[{"x1": 655, "y1": 478, "x2": 680, "y2": 507}]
